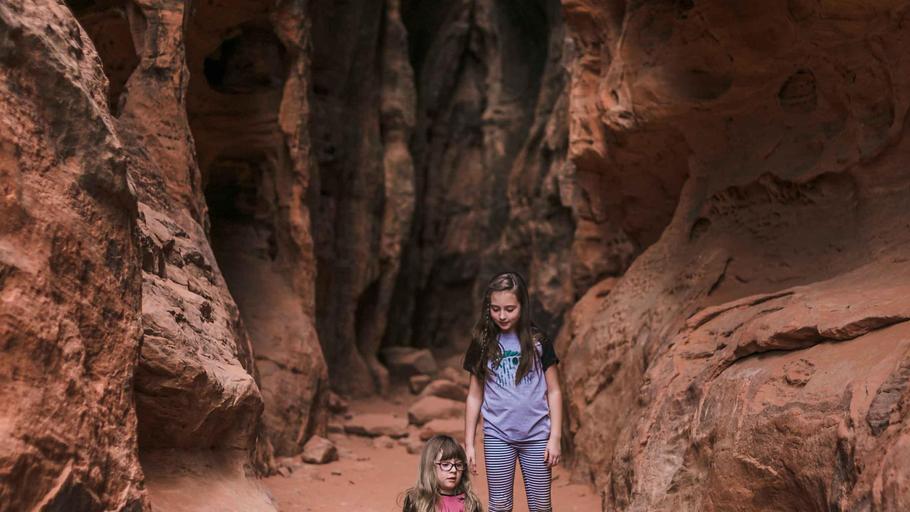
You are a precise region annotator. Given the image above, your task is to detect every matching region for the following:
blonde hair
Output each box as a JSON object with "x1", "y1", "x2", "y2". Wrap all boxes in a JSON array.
[{"x1": 402, "y1": 436, "x2": 484, "y2": 512}]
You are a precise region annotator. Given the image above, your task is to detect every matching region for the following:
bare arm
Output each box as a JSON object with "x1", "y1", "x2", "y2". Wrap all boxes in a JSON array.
[
  {"x1": 544, "y1": 365, "x2": 562, "y2": 466},
  {"x1": 464, "y1": 373, "x2": 484, "y2": 474}
]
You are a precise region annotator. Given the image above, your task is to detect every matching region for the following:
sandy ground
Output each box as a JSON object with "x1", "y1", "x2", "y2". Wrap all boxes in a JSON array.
[{"x1": 262, "y1": 391, "x2": 600, "y2": 511}]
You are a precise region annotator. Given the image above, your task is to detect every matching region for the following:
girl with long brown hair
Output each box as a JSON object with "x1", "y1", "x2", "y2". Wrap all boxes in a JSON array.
[{"x1": 463, "y1": 272, "x2": 562, "y2": 512}]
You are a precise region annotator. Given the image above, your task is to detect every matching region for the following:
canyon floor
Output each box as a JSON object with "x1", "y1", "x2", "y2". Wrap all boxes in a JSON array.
[{"x1": 262, "y1": 389, "x2": 600, "y2": 511}]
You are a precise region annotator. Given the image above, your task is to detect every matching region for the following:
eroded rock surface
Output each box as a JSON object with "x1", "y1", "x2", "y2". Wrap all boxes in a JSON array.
[
  {"x1": 4, "y1": 0, "x2": 330, "y2": 509},
  {"x1": 184, "y1": 0, "x2": 327, "y2": 458},
  {"x1": 0, "y1": 2, "x2": 145, "y2": 509},
  {"x1": 560, "y1": 1, "x2": 910, "y2": 510},
  {"x1": 309, "y1": 0, "x2": 417, "y2": 396}
]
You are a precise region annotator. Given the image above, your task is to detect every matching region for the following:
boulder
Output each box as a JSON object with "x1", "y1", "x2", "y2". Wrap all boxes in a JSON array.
[
  {"x1": 407, "y1": 396, "x2": 463, "y2": 426},
  {"x1": 372, "y1": 435, "x2": 395, "y2": 449},
  {"x1": 439, "y1": 367, "x2": 470, "y2": 388},
  {"x1": 327, "y1": 392, "x2": 349, "y2": 414},
  {"x1": 400, "y1": 436, "x2": 425, "y2": 455},
  {"x1": 302, "y1": 436, "x2": 338, "y2": 464},
  {"x1": 409, "y1": 374, "x2": 432, "y2": 394},
  {"x1": 419, "y1": 379, "x2": 468, "y2": 402},
  {"x1": 343, "y1": 413, "x2": 409, "y2": 439},
  {"x1": 419, "y1": 419, "x2": 464, "y2": 442},
  {"x1": 382, "y1": 347, "x2": 438, "y2": 378}
]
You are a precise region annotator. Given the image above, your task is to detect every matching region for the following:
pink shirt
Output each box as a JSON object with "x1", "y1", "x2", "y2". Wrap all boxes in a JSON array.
[{"x1": 437, "y1": 493, "x2": 465, "y2": 512}]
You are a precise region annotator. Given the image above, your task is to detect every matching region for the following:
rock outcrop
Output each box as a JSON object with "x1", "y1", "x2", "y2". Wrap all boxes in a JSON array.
[
  {"x1": 0, "y1": 2, "x2": 145, "y2": 509},
  {"x1": 560, "y1": 1, "x2": 910, "y2": 510},
  {"x1": 308, "y1": 0, "x2": 417, "y2": 396},
  {"x1": 387, "y1": 0, "x2": 580, "y2": 353},
  {"x1": 7, "y1": 0, "x2": 910, "y2": 510},
  {"x1": 2, "y1": 0, "x2": 329, "y2": 510},
  {"x1": 183, "y1": 0, "x2": 327, "y2": 459}
]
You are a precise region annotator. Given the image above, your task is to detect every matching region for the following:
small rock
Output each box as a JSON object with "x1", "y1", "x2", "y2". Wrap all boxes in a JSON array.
[
  {"x1": 302, "y1": 435, "x2": 338, "y2": 464},
  {"x1": 382, "y1": 347, "x2": 438, "y2": 379},
  {"x1": 783, "y1": 358, "x2": 816, "y2": 387},
  {"x1": 277, "y1": 466, "x2": 292, "y2": 478},
  {"x1": 372, "y1": 435, "x2": 395, "y2": 449},
  {"x1": 327, "y1": 418, "x2": 345, "y2": 433},
  {"x1": 343, "y1": 413, "x2": 409, "y2": 438},
  {"x1": 409, "y1": 374, "x2": 432, "y2": 394},
  {"x1": 331, "y1": 470, "x2": 342, "y2": 476},
  {"x1": 408, "y1": 396, "x2": 463, "y2": 426},
  {"x1": 403, "y1": 436, "x2": 424, "y2": 455},
  {"x1": 275, "y1": 455, "x2": 303, "y2": 471},
  {"x1": 419, "y1": 418, "x2": 464, "y2": 441},
  {"x1": 419, "y1": 379, "x2": 468, "y2": 402},
  {"x1": 439, "y1": 367, "x2": 470, "y2": 388},
  {"x1": 327, "y1": 391, "x2": 349, "y2": 414}
]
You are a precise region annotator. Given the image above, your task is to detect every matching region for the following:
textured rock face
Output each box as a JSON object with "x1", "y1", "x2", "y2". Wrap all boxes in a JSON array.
[
  {"x1": 310, "y1": 0, "x2": 610, "y2": 395},
  {"x1": 308, "y1": 0, "x2": 417, "y2": 396},
  {"x1": 184, "y1": 0, "x2": 327, "y2": 458},
  {"x1": 1, "y1": 0, "x2": 329, "y2": 509},
  {"x1": 385, "y1": 0, "x2": 603, "y2": 355},
  {"x1": 0, "y1": 2, "x2": 145, "y2": 510},
  {"x1": 561, "y1": 1, "x2": 910, "y2": 510}
]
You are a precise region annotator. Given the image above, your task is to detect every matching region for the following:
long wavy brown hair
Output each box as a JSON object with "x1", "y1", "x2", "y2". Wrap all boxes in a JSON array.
[
  {"x1": 402, "y1": 435, "x2": 483, "y2": 512},
  {"x1": 469, "y1": 271, "x2": 541, "y2": 385}
]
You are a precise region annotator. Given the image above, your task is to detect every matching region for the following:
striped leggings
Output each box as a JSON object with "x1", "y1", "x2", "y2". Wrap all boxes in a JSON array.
[{"x1": 484, "y1": 436, "x2": 552, "y2": 512}]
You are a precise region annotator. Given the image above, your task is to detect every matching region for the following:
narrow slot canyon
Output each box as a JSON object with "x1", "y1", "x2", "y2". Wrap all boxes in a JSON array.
[
  {"x1": 3, "y1": 0, "x2": 910, "y2": 511},
  {"x1": 185, "y1": 9, "x2": 327, "y2": 459}
]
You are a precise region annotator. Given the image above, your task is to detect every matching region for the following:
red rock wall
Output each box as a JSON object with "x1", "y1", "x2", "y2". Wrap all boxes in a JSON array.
[
  {"x1": 0, "y1": 2, "x2": 145, "y2": 510},
  {"x1": 9, "y1": 0, "x2": 910, "y2": 509},
  {"x1": 560, "y1": 1, "x2": 910, "y2": 509},
  {"x1": 2, "y1": 0, "x2": 328, "y2": 510},
  {"x1": 383, "y1": 0, "x2": 611, "y2": 355},
  {"x1": 114, "y1": 0, "x2": 327, "y2": 506},
  {"x1": 309, "y1": 0, "x2": 417, "y2": 396}
]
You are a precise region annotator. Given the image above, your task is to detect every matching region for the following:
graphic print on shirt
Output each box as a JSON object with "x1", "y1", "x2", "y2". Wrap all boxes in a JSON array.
[{"x1": 491, "y1": 346, "x2": 538, "y2": 386}]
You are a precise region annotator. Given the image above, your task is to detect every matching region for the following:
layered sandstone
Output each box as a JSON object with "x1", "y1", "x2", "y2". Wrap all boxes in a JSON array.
[
  {"x1": 8, "y1": 0, "x2": 910, "y2": 510},
  {"x1": 385, "y1": 0, "x2": 600, "y2": 358},
  {"x1": 1, "y1": 0, "x2": 328, "y2": 510},
  {"x1": 309, "y1": 0, "x2": 417, "y2": 396},
  {"x1": 561, "y1": 1, "x2": 910, "y2": 510},
  {"x1": 0, "y1": 2, "x2": 145, "y2": 509}
]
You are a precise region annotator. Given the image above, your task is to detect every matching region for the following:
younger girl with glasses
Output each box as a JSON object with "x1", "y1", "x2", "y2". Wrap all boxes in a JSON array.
[
  {"x1": 401, "y1": 435, "x2": 484, "y2": 512},
  {"x1": 463, "y1": 272, "x2": 561, "y2": 512}
]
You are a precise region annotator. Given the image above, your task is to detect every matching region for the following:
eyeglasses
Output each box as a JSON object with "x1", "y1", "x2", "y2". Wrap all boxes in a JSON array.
[{"x1": 435, "y1": 461, "x2": 466, "y2": 472}]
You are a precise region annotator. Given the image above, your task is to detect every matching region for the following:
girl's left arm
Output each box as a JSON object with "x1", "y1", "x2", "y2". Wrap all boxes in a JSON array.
[{"x1": 544, "y1": 365, "x2": 562, "y2": 467}]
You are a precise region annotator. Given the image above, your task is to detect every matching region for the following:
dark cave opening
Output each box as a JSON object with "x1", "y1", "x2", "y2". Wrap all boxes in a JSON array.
[
  {"x1": 204, "y1": 157, "x2": 277, "y2": 263},
  {"x1": 65, "y1": 0, "x2": 140, "y2": 115},
  {"x1": 203, "y1": 26, "x2": 289, "y2": 95}
]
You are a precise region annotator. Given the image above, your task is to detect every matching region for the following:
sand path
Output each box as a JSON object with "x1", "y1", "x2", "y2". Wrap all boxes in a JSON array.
[{"x1": 263, "y1": 390, "x2": 599, "y2": 511}]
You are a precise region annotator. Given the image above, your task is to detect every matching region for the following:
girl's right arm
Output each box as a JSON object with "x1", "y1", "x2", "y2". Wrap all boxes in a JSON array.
[{"x1": 464, "y1": 374, "x2": 484, "y2": 475}]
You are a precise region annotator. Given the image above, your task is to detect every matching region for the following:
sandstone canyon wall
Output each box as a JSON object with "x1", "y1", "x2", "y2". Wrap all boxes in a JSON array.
[
  {"x1": 0, "y1": 3, "x2": 145, "y2": 509},
  {"x1": 383, "y1": 0, "x2": 625, "y2": 361},
  {"x1": 4, "y1": 0, "x2": 910, "y2": 510},
  {"x1": 308, "y1": 0, "x2": 614, "y2": 395},
  {"x1": 560, "y1": 0, "x2": 910, "y2": 510},
  {"x1": 2, "y1": 0, "x2": 329, "y2": 510}
]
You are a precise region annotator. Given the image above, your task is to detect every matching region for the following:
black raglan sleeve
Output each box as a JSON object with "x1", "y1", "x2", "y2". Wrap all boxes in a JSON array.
[{"x1": 534, "y1": 328, "x2": 559, "y2": 371}]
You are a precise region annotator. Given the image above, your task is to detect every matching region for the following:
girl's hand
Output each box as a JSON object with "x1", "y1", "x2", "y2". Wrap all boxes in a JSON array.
[
  {"x1": 465, "y1": 445, "x2": 478, "y2": 475},
  {"x1": 544, "y1": 437, "x2": 561, "y2": 467}
]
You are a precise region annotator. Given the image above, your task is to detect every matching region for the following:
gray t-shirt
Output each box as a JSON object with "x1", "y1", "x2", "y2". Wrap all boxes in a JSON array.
[{"x1": 464, "y1": 331, "x2": 559, "y2": 442}]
